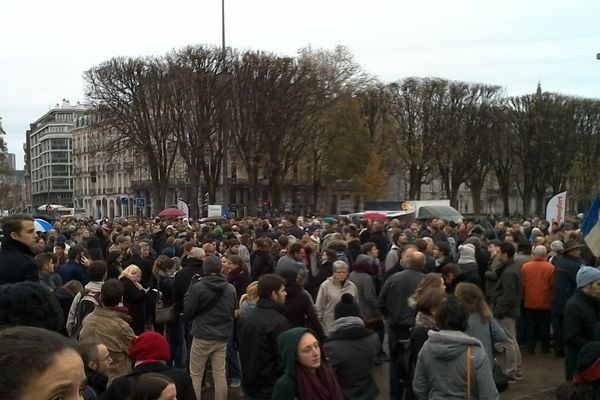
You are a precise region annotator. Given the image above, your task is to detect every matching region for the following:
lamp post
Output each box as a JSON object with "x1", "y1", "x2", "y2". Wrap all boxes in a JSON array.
[
  {"x1": 220, "y1": 0, "x2": 230, "y2": 216},
  {"x1": 597, "y1": 53, "x2": 600, "y2": 60}
]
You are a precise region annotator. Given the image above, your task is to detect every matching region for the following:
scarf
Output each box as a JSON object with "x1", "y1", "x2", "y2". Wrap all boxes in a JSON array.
[
  {"x1": 296, "y1": 360, "x2": 343, "y2": 400},
  {"x1": 415, "y1": 312, "x2": 437, "y2": 330},
  {"x1": 227, "y1": 266, "x2": 242, "y2": 284}
]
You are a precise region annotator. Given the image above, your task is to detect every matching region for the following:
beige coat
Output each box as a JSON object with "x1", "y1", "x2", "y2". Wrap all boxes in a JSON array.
[
  {"x1": 79, "y1": 306, "x2": 135, "y2": 383},
  {"x1": 315, "y1": 276, "x2": 358, "y2": 335}
]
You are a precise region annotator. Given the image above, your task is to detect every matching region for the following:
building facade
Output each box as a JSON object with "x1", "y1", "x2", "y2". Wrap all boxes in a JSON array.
[{"x1": 27, "y1": 100, "x2": 91, "y2": 207}]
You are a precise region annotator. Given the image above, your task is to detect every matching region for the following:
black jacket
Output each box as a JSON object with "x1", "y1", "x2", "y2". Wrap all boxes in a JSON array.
[
  {"x1": 283, "y1": 283, "x2": 325, "y2": 341},
  {"x1": 250, "y1": 250, "x2": 275, "y2": 281},
  {"x1": 323, "y1": 323, "x2": 380, "y2": 400},
  {"x1": 81, "y1": 366, "x2": 108, "y2": 399},
  {"x1": 173, "y1": 258, "x2": 204, "y2": 313},
  {"x1": 0, "y1": 238, "x2": 38, "y2": 284},
  {"x1": 492, "y1": 258, "x2": 522, "y2": 319},
  {"x1": 119, "y1": 277, "x2": 147, "y2": 335},
  {"x1": 564, "y1": 289, "x2": 600, "y2": 380},
  {"x1": 238, "y1": 298, "x2": 292, "y2": 400},
  {"x1": 552, "y1": 254, "x2": 584, "y2": 314},
  {"x1": 123, "y1": 255, "x2": 154, "y2": 288},
  {"x1": 98, "y1": 362, "x2": 196, "y2": 400}
]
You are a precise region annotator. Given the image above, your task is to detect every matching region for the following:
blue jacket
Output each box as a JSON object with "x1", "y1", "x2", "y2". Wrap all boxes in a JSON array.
[
  {"x1": 59, "y1": 261, "x2": 89, "y2": 286},
  {"x1": 552, "y1": 254, "x2": 584, "y2": 314}
]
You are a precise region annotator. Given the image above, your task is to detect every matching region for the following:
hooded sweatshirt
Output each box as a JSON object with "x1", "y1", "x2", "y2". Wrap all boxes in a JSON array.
[
  {"x1": 412, "y1": 330, "x2": 498, "y2": 400},
  {"x1": 184, "y1": 274, "x2": 237, "y2": 342},
  {"x1": 272, "y1": 327, "x2": 343, "y2": 400}
]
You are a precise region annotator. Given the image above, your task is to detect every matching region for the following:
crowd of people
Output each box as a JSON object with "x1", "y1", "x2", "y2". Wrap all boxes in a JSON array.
[{"x1": 0, "y1": 212, "x2": 599, "y2": 399}]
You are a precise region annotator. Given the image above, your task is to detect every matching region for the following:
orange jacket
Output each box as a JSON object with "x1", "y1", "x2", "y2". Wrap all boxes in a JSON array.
[{"x1": 521, "y1": 256, "x2": 555, "y2": 310}]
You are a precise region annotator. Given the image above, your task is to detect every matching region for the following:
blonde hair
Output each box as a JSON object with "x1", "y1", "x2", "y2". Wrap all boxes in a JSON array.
[
  {"x1": 409, "y1": 273, "x2": 445, "y2": 315},
  {"x1": 120, "y1": 264, "x2": 142, "y2": 280},
  {"x1": 239, "y1": 281, "x2": 259, "y2": 308}
]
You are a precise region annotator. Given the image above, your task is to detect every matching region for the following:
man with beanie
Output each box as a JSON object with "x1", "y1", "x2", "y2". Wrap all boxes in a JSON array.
[
  {"x1": 325, "y1": 293, "x2": 380, "y2": 400},
  {"x1": 0, "y1": 215, "x2": 38, "y2": 284},
  {"x1": 99, "y1": 331, "x2": 196, "y2": 400},
  {"x1": 452, "y1": 243, "x2": 482, "y2": 290},
  {"x1": 564, "y1": 266, "x2": 600, "y2": 380},
  {"x1": 184, "y1": 255, "x2": 236, "y2": 400}
]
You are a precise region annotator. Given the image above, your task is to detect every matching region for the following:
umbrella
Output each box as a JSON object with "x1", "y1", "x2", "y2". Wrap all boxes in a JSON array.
[
  {"x1": 322, "y1": 216, "x2": 337, "y2": 224},
  {"x1": 158, "y1": 208, "x2": 186, "y2": 218},
  {"x1": 34, "y1": 218, "x2": 54, "y2": 233},
  {"x1": 362, "y1": 212, "x2": 387, "y2": 222}
]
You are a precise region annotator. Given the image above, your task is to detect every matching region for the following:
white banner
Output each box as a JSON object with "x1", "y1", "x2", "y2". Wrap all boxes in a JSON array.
[
  {"x1": 546, "y1": 191, "x2": 567, "y2": 233},
  {"x1": 177, "y1": 199, "x2": 189, "y2": 218},
  {"x1": 208, "y1": 205, "x2": 223, "y2": 218}
]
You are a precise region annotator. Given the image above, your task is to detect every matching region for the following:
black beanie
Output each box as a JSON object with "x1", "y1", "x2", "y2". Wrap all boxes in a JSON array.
[
  {"x1": 334, "y1": 293, "x2": 361, "y2": 320},
  {"x1": 0, "y1": 281, "x2": 64, "y2": 332}
]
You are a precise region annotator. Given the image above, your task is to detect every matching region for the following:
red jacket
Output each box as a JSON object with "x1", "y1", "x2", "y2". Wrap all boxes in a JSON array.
[{"x1": 521, "y1": 256, "x2": 555, "y2": 310}]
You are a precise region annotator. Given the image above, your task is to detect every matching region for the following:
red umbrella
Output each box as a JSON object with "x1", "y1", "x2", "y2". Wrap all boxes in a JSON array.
[
  {"x1": 158, "y1": 208, "x2": 186, "y2": 218},
  {"x1": 362, "y1": 212, "x2": 387, "y2": 222}
]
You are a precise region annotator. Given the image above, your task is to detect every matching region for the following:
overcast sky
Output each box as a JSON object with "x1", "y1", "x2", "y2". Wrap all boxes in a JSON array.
[{"x1": 2, "y1": 0, "x2": 599, "y2": 169}]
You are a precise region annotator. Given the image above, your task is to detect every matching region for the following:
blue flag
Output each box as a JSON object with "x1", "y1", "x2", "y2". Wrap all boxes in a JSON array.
[{"x1": 581, "y1": 194, "x2": 600, "y2": 257}]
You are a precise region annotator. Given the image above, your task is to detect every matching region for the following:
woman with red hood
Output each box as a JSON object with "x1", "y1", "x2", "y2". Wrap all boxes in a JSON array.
[{"x1": 100, "y1": 331, "x2": 196, "y2": 400}]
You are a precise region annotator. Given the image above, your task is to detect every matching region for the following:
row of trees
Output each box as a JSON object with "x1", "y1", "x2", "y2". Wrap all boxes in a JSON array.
[{"x1": 85, "y1": 45, "x2": 600, "y2": 218}]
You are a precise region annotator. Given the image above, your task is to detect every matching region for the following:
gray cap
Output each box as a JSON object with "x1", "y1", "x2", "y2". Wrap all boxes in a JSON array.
[{"x1": 203, "y1": 255, "x2": 222, "y2": 275}]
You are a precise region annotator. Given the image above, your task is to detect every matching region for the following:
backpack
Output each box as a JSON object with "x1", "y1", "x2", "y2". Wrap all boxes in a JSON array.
[{"x1": 69, "y1": 289, "x2": 100, "y2": 339}]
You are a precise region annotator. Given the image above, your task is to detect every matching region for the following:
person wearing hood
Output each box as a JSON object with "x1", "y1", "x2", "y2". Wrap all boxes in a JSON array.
[
  {"x1": 99, "y1": 331, "x2": 196, "y2": 400},
  {"x1": 0, "y1": 215, "x2": 39, "y2": 284},
  {"x1": 452, "y1": 244, "x2": 482, "y2": 290},
  {"x1": 66, "y1": 261, "x2": 107, "y2": 337},
  {"x1": 184, "y1": 255, "x2": 237, "y2": 400},
  {"x1": 412, "y1": 296, "x2": 498, "y2": 400},
  {"x1": 324, "y1": 295, "x2": 380, "y2": 400},
  {"x1": 279, "y1": 268, "x2": 325, "y2": 341},
  {"x1": 315, "y1": 260, "x2": 359, "y2": 335},
  {"x1": 79, "y1": 279, "x2": 136, "y2": 384},
  {"x1": 564, "y1": 266, "x2": 600, "y2": 381},
  {"x1": 272, "y1": 327, "x2": 343, "y2": 400}
]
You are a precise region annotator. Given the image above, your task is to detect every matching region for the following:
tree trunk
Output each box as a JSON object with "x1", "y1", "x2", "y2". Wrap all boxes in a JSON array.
[
  {"x1": 470, "y1": 178, "x2": 483, "y2": 215},
  {"x1": 502, "y1": 190, "x2": 510, "y2": 217}
]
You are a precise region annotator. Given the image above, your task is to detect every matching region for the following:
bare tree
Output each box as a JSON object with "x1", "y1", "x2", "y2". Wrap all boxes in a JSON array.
[{"x1": 84, "y1": 56, "x2": 180, "y2": 212}]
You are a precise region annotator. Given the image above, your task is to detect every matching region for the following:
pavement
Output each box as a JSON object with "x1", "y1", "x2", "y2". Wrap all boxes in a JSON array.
[{"x1": 206, "y1": 346, "x2": 566, "y2": 399}]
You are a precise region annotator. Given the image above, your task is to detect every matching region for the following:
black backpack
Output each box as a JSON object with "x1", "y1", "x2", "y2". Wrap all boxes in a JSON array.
[{"x1": 69, "y1": 289, "x2": 100, "y2": 339}]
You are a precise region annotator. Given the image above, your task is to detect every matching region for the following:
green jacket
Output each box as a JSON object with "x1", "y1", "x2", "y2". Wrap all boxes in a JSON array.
[{"x1": 272, "y1": 327, "x2": 311, "y2": 400}]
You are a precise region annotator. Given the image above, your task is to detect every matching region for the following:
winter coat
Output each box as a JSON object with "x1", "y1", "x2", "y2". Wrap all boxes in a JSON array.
[
  {"x1": 79, "y1": 306, "x2": 135, "y2": 384},
  {"x1": 564, "y1": 289, "x2": 600, "y2": 380},
  {"x1": 238, "y1": 298, "x2": 292, "y2": 399},
  {"x1": 465, "y1": 313, "x2": 507, "y2": 367},
  {"x1": 412, "y1": 330, "x2": 498, "y2": 400},
  {"x1": 552, "y1": 254, "x2": 584, "y2": 314},
  {"x1": 283, "y1": 281, "x2": 325, "y2": 341},
  {"x1": 370, "y1": 231, "x2": 390, "y2": 265},
  {"x1": 123, "y1": 254, "x2": 154, "y2": 288},
  {"x1": 315, "y1": 276, "x2": 359, "y2": 335},
  {"x1": 492, "y1": 258, "x2": 522, "y2": 319},
  {"x1": 521, "y1": 256, "x2": 555, "y2": 310},
  {"x1": 349, "y1": 266, "x2": 381, "y2": 321},
  {"x1": 184, "y1": 274, "x2": 236, "y2": 342},
  {"x1": 59, "y1": 260, "x2": 90, "y2": 286},
  {"x1": 66, "y1": 280, "x2": 104, "y2": 336},
  {"x1": 276, "y1": 255, "x2": 306, "y2": 276},
  {"x1": 98, "y1": 362, "x2": 196, "y2": 400},
  {"x1": 250, "y1": 250, "x2": 275, "y2": 281},
  {"x1": 324, "y1": 317, "x2": 380, "y2": 400},
  {"x1": 227, "y1": 266, "x2": 251, "y2": 302},
  {"x1": 0, "y1": 238, "x2": 38, "y2": 284},
  {"x1": 173, "y1": 258, "x2": 204, "y2": 313},
  {"x1": 119, "y1": 276, "x2": 147, "y2": 335},
  {"x1": 309, "y1": 260, "x2": 333, "y2": 300},
  {"x1": 378, "y1": 267, "x2": 425, "y2": 330}
]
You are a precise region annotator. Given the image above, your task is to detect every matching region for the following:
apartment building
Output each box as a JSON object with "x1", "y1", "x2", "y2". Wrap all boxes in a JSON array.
[{"x1": 26, "y1": 100, "x2": 90, "y2": 207}]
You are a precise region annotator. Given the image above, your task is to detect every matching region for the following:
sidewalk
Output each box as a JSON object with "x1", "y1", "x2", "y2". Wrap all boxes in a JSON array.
[{"x1": 498, "y1": 350, "x2": 565, "y2": 399}]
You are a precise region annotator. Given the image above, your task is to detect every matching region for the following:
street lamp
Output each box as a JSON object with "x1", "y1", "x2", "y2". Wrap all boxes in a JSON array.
[
  {"x1": 220, "y1": 0, "x2": 230, "y2": 215},
  {"x1": 597, "y1": 53, "x2": 600, "y2": 60}
]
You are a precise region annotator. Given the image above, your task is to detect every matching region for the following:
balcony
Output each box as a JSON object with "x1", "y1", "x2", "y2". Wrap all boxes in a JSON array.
[
  {"x1": 105, "y1": 188, "x2": 114, "y2": 194},
  {"x1": 88, "y1": 188, "x2": 96, "y2": 195}
]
